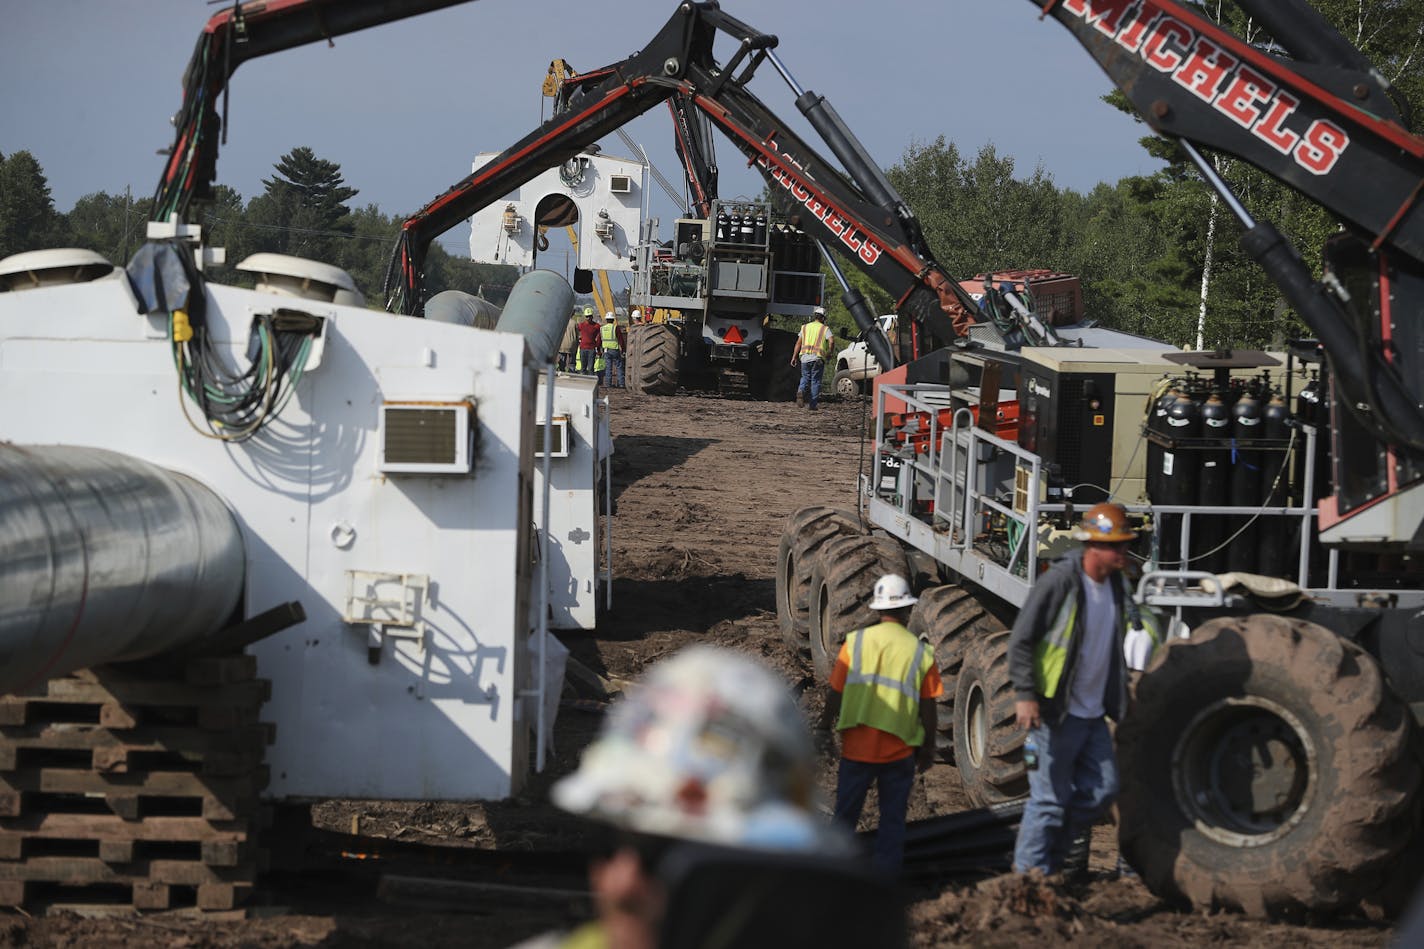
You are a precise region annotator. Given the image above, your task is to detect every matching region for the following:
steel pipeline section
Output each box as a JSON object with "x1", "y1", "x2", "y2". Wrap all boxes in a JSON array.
[{"x1": 0, "y1": 444, "x2": 244, "y2": 694}]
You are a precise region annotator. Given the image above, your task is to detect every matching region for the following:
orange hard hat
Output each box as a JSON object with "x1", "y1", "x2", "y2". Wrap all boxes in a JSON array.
[{"x1": 1072, "y1": 502, "x2": 1136, "y2": 543}]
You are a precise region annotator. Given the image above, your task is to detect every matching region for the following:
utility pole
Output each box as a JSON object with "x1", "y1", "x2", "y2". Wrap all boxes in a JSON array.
[{"x1": 120, "y1": 185, "x2": 133, "y2": 263}]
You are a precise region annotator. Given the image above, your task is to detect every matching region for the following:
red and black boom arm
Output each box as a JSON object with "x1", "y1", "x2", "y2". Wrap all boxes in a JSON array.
[
  {"x1": 668, "y1": 92, "x2": 719, "y2": 221},
  {"x1": 1034, "y1": 0, "x2": 1424, "y2": 450},
  {"x1": 152, "y1": 0, "x2": 474, "y2": 223},
  {"x1": 386, "y1": 1, "x2": 978, "y2": 362}
]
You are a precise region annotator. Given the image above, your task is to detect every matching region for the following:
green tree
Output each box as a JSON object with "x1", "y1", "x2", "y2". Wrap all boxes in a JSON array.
[
  {"x1": 1069, "y1": 175, "x2": 1203, "y2": 344},
  {"x1": 245, "y1": 147, "x2": 358, "y2": 262},
  {"x1": 887, "y1": 138, "x2": 1072, "y2": 280},
  {"x1": 886, "y1": 135, "x2": 966, "y2": 271},
  {"x1": 63, "y1": 189, "x2": 152, "y2": 264},
  {"x1": 337, "y1": 203, "x2": 402, "y2": 304},
  {"x1": 423, "y1": 244, "x2": 519, "y2": 305},
  {"x1": 0, "y1": 151, "x2": 65, "y2": 258},
  {"x1": 197, "y1": 186, "x2": 250, "y2": 262}
]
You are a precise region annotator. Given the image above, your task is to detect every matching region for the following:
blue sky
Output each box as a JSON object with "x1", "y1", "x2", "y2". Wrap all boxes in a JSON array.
[{"x1": 2, "y1": 0, "x2": 1163, "y2": 256}]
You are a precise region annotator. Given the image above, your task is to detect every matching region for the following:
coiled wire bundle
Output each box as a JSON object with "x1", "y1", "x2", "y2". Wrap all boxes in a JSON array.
[{"x1": 170, "y1": 305, "x2": 316, "y2": 442}]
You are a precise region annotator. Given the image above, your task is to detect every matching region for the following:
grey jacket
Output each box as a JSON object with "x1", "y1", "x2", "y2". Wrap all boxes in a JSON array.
[{"x1": 1007, "y1": 549, "x2": 1130, "y2": 724}]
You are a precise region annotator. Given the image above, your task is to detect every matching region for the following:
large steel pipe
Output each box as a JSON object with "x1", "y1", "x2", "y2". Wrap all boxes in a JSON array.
[
  {"x1": 495, "y1": 270, "x2": 575, "y2": 365},
  {"x1": 0, "y1": 445, "x2": 244, "y2": 694}
]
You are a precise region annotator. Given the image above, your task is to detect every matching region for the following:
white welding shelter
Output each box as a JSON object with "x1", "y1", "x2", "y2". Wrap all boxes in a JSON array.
[
  {"x1": 0, "y1": 250, "x2": 557, "y2": 802},
  {"x1": 470, "y1": 150, "x2": 647, "y2": 272},
  {"x1": 535, "y1": 373, "x2": 612, "y2": 630}
]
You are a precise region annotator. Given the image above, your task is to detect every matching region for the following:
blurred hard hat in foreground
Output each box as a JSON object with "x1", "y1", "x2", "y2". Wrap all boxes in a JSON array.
[{"x1": 552, "y1": 646, "x2": 845, "y2": 854}]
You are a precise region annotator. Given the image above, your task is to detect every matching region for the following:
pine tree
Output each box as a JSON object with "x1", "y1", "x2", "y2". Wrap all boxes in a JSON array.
[
  {"x1": 246, "y1": 147, "x2": 358, "y2": 262},
  {"x1": 0, "y1": 151, "x2": 65, "y2": 258}
]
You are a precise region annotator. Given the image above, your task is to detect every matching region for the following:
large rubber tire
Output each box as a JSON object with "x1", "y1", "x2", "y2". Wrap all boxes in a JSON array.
[
  {"x1": 758, "y1": 328, "x2": 800, "y2": 403},
  {"x1": 953, "y1": 629, "x2": 1029, "y2": 806},
  {"x1": 1118, "y1": 615, "x2": 1420, "y2": 919},
  {"x1": 806, "y1": 534, "x2": 909, "y2": 682},
  {"x1": 908, "y1": 585, "x2": 1007, "y2": 764},
  {"x1": 833, "y1": 369, "x2": 860, "y2": 400},
  {"x1": 628, "y1": 323, "x2": 679, "y2": 396},
  {"x1": 775, "y1": 506, "x2": 861, "y2": 653}
]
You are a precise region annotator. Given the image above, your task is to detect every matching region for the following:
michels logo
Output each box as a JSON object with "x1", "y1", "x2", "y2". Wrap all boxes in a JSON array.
[
  {"x1": 755, "y1": 140, "x2": 885, "y2": 265},
  {"x1": 1062, "y1": 0, "x2": 1350, "y2": 175}
]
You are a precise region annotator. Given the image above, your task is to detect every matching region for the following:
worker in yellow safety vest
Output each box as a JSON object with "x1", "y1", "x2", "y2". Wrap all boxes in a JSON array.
[
  {"x1": 599, "y1": 312, "x2": 626, "y2": 389},
  {"x1": 791, "y1": 306, "x2": 835, "y2": 410},
  {"x1": 1007, "y1": 501, "x2": 1162, "y2": 879},
  {"x1": 818, "y1": 574, "x2": 941, "y2": 877}
]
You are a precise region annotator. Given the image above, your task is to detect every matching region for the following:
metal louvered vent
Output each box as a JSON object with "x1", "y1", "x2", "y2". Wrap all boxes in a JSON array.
[
  {"x1": 967, "y1": 323, "x2": 1005, "y2": 346},
  {"x1": 534, "y1": 417, "x2": 570, "y2": 458},
  {"x1": 379, "y1": 403, "x2": 474, "y2": 474}
]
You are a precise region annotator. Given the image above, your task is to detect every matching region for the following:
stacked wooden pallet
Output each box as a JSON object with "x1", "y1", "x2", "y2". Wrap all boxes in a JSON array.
[{"x1": 0, "y1": 656, "x2": 271, "y2": 914}]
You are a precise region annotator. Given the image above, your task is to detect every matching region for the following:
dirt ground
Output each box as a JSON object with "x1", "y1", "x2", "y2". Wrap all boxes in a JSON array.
[{"x1": 0, "y1": 387, "x2": 1396, "y2": 947}]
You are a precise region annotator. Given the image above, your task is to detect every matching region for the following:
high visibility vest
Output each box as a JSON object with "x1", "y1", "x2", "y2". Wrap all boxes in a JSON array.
[
  {"x1": 797, "y1": 320, "x2": 833, "y2": 359},
  {"x1": 836, "y1": 622, "x2": 935, "y2": 746},
  {"x1": 594, "y1": 352, "x2": 607, "y2": 372},
  {"x1": 600, "y1": 323, "x2": 621, "y2": 351},
  {"x1": 1033, "y1": 574, "x2": 1164, "y2": 698}
]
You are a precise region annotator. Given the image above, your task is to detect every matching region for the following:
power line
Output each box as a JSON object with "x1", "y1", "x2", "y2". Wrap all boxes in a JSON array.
[{"x1": 201, "y1": 217, "x2": 474, "y2": 257}]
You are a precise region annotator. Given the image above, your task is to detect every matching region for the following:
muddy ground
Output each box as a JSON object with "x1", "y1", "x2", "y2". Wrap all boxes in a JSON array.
[{"x1": 0, "y1": 388, "x2": 1397, "y2": 946}]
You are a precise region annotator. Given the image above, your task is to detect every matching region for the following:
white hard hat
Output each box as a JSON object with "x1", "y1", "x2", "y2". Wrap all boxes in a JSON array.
[
  {"x1": 552, "y1": 646, "x2": 847, "y2": 854},
  {"x1": 605, "y1": 311, "x2": 616, "y2": 321},
  {"x1": 869, "y1": 574, "x2": 917, "y2": 611},
  {"x1": 811, "y1": 305, "x2": 826, "y2": 317}
]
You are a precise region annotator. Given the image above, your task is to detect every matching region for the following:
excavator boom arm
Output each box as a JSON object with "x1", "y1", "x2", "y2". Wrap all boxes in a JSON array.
[
  {"x1": 1035, "y1": 0, "x2": 1424, "y2": 265},
  {"x1": 388, "y1": 0, "x2": 972, "y2": 363},
  {"x1": 154, "y1": 0, "x2": 473, "y2": 221},
  {"x1": 1034, "y1": 0, "x2": 1424, "y2": 533}
]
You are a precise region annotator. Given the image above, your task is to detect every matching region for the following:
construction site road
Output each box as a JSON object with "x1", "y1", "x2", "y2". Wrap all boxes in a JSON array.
[{"x1": 0, "y1": 388, "x2": 1397, "y2": 947}]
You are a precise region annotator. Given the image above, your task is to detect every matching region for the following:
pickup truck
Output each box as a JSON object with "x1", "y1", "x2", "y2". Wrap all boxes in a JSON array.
[{"x1": 833, "y1": 314, "x2": 896, "y2": 397}]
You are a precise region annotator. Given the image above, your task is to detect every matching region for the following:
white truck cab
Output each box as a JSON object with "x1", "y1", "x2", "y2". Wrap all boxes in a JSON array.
[{"x1": 834, "y1": 314, "x2": 896, "y2": 397}]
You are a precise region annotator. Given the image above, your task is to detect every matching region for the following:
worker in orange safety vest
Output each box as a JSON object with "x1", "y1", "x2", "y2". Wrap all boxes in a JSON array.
[{"x1": 818, "y1": 574, "x2": 941, "y2": 877}]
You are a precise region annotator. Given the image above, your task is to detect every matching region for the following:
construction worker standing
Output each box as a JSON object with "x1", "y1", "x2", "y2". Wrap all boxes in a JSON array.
[
  {"x1": 558, "y1": 312, "x2": 579, "y2": 372},
  {"x1": 1008, "y1": 502, "x2": 1160, "y2": 877},
  {"x1": 575, "y1": 307, "x2": 602, "y2": 376},
  {"x1": 819, "y1": 574, "x2": 941, "y2": 877},
  {"x1": 791, "y1": 305, "x2": 834, "y2": 410},
  {"x1": 522, "y1": 646, "x2": 890, "y2": 949},
  {"x1": 600, "y1": 312, "x2": 626, "y2": 389}
]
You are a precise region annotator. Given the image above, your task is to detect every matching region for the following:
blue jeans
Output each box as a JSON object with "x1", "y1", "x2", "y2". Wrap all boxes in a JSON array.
[
  {"x1": 578, "y1": 347, "x2": 599, "y2": 375},
  {"x1": 1012, "y1": 715, "x2": 1118, "y2": 874},
  {"x1": 604, "y1": 350, "x2": 624, "y2": 387},
  {"x1": 834, "y1": 755, "x2": 916, "y2": 877},
  {"x1": 798, "y1": 358, "x2": 824, "y2": 407}
]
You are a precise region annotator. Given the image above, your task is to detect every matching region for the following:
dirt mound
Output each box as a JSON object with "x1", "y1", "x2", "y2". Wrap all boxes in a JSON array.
[{"x1": 911, "y1": 872, "x2": 1085, "y2": 945}]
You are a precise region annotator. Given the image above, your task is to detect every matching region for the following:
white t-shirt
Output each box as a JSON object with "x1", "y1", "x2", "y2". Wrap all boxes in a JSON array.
[{"x1": 1066, "y1": 573, "x2": 1117, "y2": 719}]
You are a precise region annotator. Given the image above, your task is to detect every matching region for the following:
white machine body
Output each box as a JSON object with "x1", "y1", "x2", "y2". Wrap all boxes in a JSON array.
[
  {"x1": 534, "y1": 373, "x2": 612, "y2": 630},
  {"x1": 0, "y1": 268, "x2": 554, "y2": 801},
  {"x1": 469, "y1": 150, "x2": 647, "y2": 272}
]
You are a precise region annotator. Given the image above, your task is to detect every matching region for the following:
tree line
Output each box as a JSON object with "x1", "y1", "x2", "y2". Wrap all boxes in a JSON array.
[{"x1": 0, "y1": 145, "x2": 516, "y2": 308}]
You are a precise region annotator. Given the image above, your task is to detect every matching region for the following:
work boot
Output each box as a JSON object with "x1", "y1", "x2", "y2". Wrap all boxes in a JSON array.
[
  {"x1": 1063, "y1": 828, "x2": 1091, "y2": 884},
  {"x1": 796, "y1": 390, "x2": 805, "y2": 408},
  {"x1": 809, "y1": 403, "x2": 819, "y2": 411}
]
